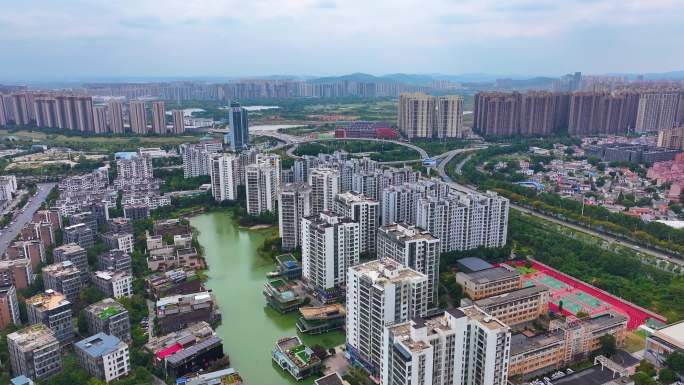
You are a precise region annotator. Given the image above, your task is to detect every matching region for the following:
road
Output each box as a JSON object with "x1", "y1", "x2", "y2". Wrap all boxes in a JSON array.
[
  {"x1": 435, "y1": 149, "x2": 684, "y2": 268},
  {"x1": 252, "y1": 129, "x2": 430, "y2": 162},
  {"x1": 0, "y1": 183, "x2": 55, "y2": 255}
]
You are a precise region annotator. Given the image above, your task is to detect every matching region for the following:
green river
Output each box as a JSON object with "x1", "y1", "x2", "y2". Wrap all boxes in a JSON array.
[{"x1": 190, "y1": 211, "x2": 346, "y2": 385}]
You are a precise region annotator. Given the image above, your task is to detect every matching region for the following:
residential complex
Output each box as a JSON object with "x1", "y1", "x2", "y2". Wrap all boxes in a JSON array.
[
  {"x1": 0, "y1": 285, "x2": 21, "y2": 330},
  {"x1": 309, "y1": 168, "x2": 340, "y2": 215}
]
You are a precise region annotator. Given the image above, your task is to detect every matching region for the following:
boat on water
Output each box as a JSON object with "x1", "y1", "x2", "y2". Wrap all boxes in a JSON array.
[{"x1": 266, "y1": 271, "x2": 281, "y2": 278}]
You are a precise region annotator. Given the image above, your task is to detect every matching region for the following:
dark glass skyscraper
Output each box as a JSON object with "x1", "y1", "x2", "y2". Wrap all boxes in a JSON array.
[{"x1": 229, "y1": 101, "x2": 249, "y2": 151}]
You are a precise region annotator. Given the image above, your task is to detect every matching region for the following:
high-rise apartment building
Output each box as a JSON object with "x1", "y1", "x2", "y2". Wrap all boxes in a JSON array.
[
  {"x1": 11, "y1": 94, "x2": 31, "y2": 126},
  {"x1": 0, "y1": 285, "x2": 21, "y2": 330},
  {"x1": 381, "y1": 184, "x2": 423, "y2": 226},
  {"x1": 519, "y1": 92, "x2": 556, "y2": 136},
  {"x1": 309, "y1": 168, "x2": 340, "y2": 215},
  {"x1": 26, "y1": 290, "x2": 73, "y2": 345},
  {"x1": 473, "y1": 92, "x2": 521, "y2": 137},
  {"x1": 434, "y1": 95, "x2": 465, "y2": 138},
  {"x1": 636, "y1": 92, "x2": 680, "y2": 133},
  {"x1": 228, "y1": 101, "x2": 249, "y2": 151},
  {"x1": 346, "y1": 259, "x2": 428, "y2": 375},
  {"x1": 278, "y1": 182, "x2": 312, "y2": 251},
  {"x1": 416, "y1": 191, "x2": 509, "y2": 253},
  {"x1": 93, "y1": 106, "x2": 108, "y2": 133},
  {"x1": 399, "y1": 93, "x2": 434, "y2": 139},
  {"x1": 53, "y1": 243, "x2": 89, "y2": 283},
  {"x1": 108, "y1": 100, "x2": 125, "y2": 133},
  {"x1": 172, "y1": 109, "x2": 185, "y2": 134},
  {"x1": 180, "y1": 140, "x2": 223, "y2": 178},
  {"x1": 42, "y1": 261, "x2": 82, "y2": 303},
  {"x1": 74, "y1": 96, "x2": 94, "y2": 132},
  {"x1": 398, "y1": 93, "x2": 464, "y2": 139},
  {"x1": 245, "y1": 154, "x2": 281, "y2": 215},
  {"x1": 151, "y1": 101, "x2": 166, "y2": 134},
  {"x1": 376, "y1": 223, "x2": 440, "y2": 306},
  {"x1": 116, "y1": 154, "x2": 153, "y2": 180},
  {"x1": 7, "y1": 324, "x2": 62, "y2": 380},
  {"x1": 382, "y1": 306, "x2": 511, "y2": 385},
  {"x1": 33, "y1": 96, "x2": 58, "y2": 128},
  {"x1": 209, "y1": 153, "x2": 239, "y2": 202},
  {"x1": 129, "y1": 101, "x2": 147, "y2": 134},
  {"x1": 657, "y1": 126, "x2": 684, "y2": 150},
  {"x1": 301, "y1": 211, "x2": 359, "y2": 294},
  {"x1": 334, "y1": 192, "x2": 379, "y2": 255},
  {"x1": 0, "y1": 95, "x2": 7, "y2": 126}
]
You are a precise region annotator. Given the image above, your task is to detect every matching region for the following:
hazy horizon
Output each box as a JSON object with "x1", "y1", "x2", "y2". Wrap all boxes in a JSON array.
[{"x1": 2, "y1": 0, "x2": 684, "y2": 81}]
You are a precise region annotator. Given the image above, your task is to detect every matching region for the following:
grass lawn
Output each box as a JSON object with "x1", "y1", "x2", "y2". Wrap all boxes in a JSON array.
[
  {"x1": 515, "y1": 266, "x2": 539, "y2": 275},
  {"x1": 624, "y1": 331, "x2": 646, "y2": 353}
]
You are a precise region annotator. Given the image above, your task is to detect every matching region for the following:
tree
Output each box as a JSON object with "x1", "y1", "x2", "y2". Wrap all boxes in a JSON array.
[
  {"x1": 658, "y1": 367, "x2": 676, "y2": 383},
  {"x1": 632, "y1": 372, "x2": 658, "y2": 385},
  {"x1": 598, "y1": 334, "x2": 617, "y2": 358},
  {"x1": 666, "y1": 351, "x2": 684, "y2": 374}
]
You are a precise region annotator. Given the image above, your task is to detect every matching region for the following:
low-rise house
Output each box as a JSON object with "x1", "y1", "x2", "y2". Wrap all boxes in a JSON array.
[
  {"x1": 455, "y1": 265, "x2": 522, "y2": 300},
  {"x1": 145, "y1": 322, "x2": 225, "y2": 379},
  {"x1": 463, "y1": 285, "x2": 550, "y2": 327},
  {"x1": 156, "y1": 292, "x2": 220, "y2": 334},
  {"x1": 645, "y1": 320, "x2": 684, "y2": 367},
  {"x1": 272, "y1": 336, "x2": 322, "y2": 380},
  {"x1": 146, "y1": 269, "x2": 204, "y2": 300},
  {"x1": 296, "y1": 304, "x2": 345, "y2": 334},
  {"x1": 263, "y1": 279, "x2": 306, "y2": 313},
  {"x1": 179, "y1": 368, "x2": 243, "y2": 385}
]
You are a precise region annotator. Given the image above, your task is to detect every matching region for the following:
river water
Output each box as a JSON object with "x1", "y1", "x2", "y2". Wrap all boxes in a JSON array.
[{"x1": 190, "y1": 212, "x2": 345, "y2": 385}]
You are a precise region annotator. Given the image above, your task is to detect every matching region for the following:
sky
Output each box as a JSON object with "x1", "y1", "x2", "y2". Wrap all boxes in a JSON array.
[{"x1": 1, "y1": 0, "x2": 684, "y2": 81}]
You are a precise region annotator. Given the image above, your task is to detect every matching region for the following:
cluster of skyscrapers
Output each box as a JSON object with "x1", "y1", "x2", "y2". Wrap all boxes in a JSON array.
[
  {"x1": 0, "y1": 92, "x2": 185, "y2": 135},
  {"x1": 82, "y1": 79, "x2": 434, "y2": 101},
  {"x1": 474, "y1": 89, "x2": 684, "y2": 137},
  {"x1": 398, "y1": 93, "x2": 466, "y2": 139}
]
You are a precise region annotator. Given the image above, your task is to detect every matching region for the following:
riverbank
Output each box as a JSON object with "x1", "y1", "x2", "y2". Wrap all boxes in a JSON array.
[{"x1": 189, "y1": 211, "x2": 345, "y2": 385}]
